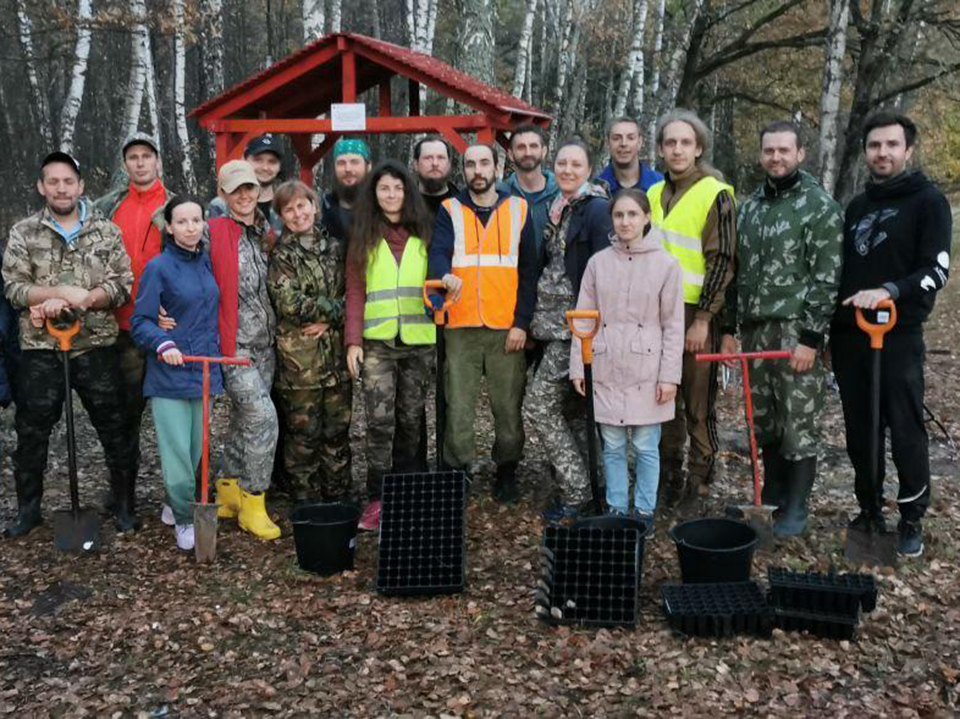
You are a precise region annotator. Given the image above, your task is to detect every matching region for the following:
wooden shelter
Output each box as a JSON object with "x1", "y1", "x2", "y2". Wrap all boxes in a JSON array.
[{"x1": 190, "y1": 32, "x2": 552, "y2": 184}]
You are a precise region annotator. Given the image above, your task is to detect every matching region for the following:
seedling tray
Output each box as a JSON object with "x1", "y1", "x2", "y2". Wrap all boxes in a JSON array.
[
  {"x1": 767, "y1": 567, "x2": 878, "y2": 614},
  {"x1": 536, "y1": 525, "x2": 642, "y2": 627},
  {"x1": 773, "y1": 606, "x2": 860, "y2": 640},
  {"x1": 376, "y1": 471, "x2": 466, "y2": 596},
  {"x1": 660, "y1": 582, "x2": 772, "y2": 638}
]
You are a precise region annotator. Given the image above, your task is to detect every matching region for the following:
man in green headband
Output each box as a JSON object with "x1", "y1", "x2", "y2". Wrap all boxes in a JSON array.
[{"x1": 321, "y1": 137, "x2": 372, "y2": 242}]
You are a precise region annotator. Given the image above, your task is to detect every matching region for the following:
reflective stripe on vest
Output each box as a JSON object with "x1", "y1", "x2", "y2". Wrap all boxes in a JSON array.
[
  {"x1": 647, "y1": 175, "x2": 734, "y2": 305},
  {"x1": 363, "y1": 237, "x2": 436, "y2": 345},
  {"x1": 443, "y1": 196, "x2": 528, "y2": 329}
]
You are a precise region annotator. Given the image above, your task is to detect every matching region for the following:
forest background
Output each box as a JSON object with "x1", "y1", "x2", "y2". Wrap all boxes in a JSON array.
[{"x1": 1, "y1": 0, "x2": 959, "y2": 236}]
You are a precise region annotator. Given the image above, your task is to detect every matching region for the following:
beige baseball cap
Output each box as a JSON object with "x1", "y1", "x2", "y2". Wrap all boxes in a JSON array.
[{"x1": 218, "y1": 160, "x2": 259, "y2": 193}]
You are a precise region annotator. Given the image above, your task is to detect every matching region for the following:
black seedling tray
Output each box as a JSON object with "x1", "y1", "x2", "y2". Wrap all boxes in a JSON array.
[
  {"x1": 773, "y1": 606, "x2": 860, "y2": 640},
  {"x1": 660, "y1": 582, "x2": 773, "y2": 638},
  {"x1": 536, "y1": 525, "x2": 642, "y2": 627},
  {"x1": 767, "y1": 567, "x2": 878, "y2": 614},
  {"x1": 376, "y1": 471, "x2": 466, "y2": 596}
]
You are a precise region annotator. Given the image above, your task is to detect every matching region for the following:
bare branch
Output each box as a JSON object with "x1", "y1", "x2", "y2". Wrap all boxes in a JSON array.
[
  {"x1": 696, "y1": 29, "x2": 828, "y2": 79},
  {"x1": 872, "y1": 60, "x2": 960, "y2": 106}
]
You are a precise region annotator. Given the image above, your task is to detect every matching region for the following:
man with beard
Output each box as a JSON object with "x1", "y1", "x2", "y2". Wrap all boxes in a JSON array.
[
  {"x1": 597, "y1": 116, "x2": 663, "y2": 195},
  {"x1": 2, "y1": 152, "x2": 137, "y2": 537},
  {"x1": 831, "y1": 113, "x2": 951, "y2": 557},
  {"x1": 414, "y1": 136, "x2": 459, "y2": 216},
  {"x1": 208, "y1": 135, "x2": 285, "y2": 234},
  {"x1": 428, "y1": 143, "x2": 538, "y2": 499},
  {"x1": 720, "y1": 121, "x2": 843, "y2": 536},
  {"x1": 321, "y1": 138, "x2": 371, "y2": 241},
  {"x1": 501, "y1": 124, "x2": 559, "y2": 253}
]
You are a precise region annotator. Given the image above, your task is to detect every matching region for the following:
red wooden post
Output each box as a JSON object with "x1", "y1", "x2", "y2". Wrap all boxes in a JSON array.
[
  {"x1": 437, "y1": 126, "x2": 468, "y2": 153},
  {"x1": 379, "y1": 80, "x2": 392, "y2": 117},
  {"x1": 289, "y1": 134, "x2": 316, "y2": 185},
  {"x1": 477, "y1": 126, "x2": 495, "y2": 144},
  {"x1": 342, "y1": 50, "x2": 357, "y2": 103}
]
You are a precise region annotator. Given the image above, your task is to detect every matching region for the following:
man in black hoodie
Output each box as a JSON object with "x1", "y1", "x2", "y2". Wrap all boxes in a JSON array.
[{"x1": 831, "y1": 113, "x2": 952, "y2": 558}]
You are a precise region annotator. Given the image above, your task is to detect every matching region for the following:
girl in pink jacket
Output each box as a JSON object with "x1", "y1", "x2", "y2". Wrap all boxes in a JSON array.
[{"x1": 570, "y1": 189, "x2": 685, "y2": 517}]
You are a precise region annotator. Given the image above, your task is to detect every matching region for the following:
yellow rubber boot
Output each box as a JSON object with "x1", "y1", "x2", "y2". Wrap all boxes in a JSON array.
[
  {"x1": 238, "y1": 489, "x2": 281, "y2": 540},
  {"x1": 216, "y1": 478, "x2": 241, "y2": 519}
]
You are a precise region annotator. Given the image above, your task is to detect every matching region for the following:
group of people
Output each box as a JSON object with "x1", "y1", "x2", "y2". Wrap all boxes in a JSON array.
[{"x1": 0, "y1": 108, "x2": 950, "y2": 559}]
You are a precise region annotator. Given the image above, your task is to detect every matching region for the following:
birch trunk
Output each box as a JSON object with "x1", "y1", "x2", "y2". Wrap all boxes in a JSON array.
[
  {"x1": 512, "y1": 0, "x2": 539, "y2": 98},
  {"x1": 370, "y1": 0, "x2": 381, "y2": 38},
  {"x1": 661, "y1": 0, "x2": 705, "y2": 112},
  {"x1": 15, "y1": 0, "x2": 53, "y2": 147},
  {"x1": 203, "y1": 0, "x2": 225, "y2": 94},
  {"x1": 144, "y1": 34, "x2": 161, "y2": 150},
  {"x1": 425, "y1": 0, "x2": 439, "y2": 54},
  {"x1": 614, "y1": 0, "x2": 649, "y2": 119},
  {"x1": 302, "y1": 0, "x2": 326, "y2": 42},
  {"x1": 817, "y1": 0, "x2": 850, "y2": 194},
  {"x1": 121, "y1": 0, "x2": 149, "y2": 142},
  {"x1": 548, "y1": 0, "x2": 576, "y2": 148},
  {"x1": 59, "y1": 0, "x2": 94, "y2": 154},
  {"x1": 644, "y1": 0, "x2": 667, "y2": 160},
  {"x1": 173, "y1": 0, "x2": 196, "y2": 192},
  {"x1": 330, "y1": 0, "x2": 342, "y2": 32},
  {"x1": 456, "y1": 0, "x2": 496, "y2": 114}
]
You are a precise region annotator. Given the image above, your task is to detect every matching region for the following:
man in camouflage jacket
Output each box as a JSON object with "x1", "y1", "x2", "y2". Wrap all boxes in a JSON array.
[
  {"x1": 2, "y1": 152, "x2": 138, "y2": 537},
  {"x1": 268, "y1": 218, "x2": 352, "y2": 503},
  {"x1": 721, "y1": 123, "x2": 843, "y2": 536}
]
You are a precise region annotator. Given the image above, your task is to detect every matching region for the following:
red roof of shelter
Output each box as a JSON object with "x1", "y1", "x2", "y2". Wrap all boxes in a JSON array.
[{"x1": 191, "y1": 32, "x2": 550, "y2": 124}]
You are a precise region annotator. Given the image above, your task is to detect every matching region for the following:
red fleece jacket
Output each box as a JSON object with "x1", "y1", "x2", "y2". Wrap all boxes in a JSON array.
[{"x1": 113, "y1": 180, "x2": 167, "y2": 329}]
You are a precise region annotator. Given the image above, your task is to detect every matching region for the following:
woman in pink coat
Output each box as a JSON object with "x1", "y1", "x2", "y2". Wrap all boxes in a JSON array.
[{"x1": 570, "y1": 189, "x2": 685, "y2": 518}]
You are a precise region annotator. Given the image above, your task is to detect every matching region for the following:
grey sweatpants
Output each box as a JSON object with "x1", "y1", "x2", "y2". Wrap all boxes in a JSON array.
[{"x1": 222, "y1": 348, "x2": 279, "y2": 493}]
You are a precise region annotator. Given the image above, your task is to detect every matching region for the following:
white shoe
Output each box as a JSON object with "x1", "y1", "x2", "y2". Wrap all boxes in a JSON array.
[
  {"x1": 161, "y1": 503, "x2": 176, "y2": 526},
  {"x1": 175, "y1": 524, "x2": 195, "y2": 551}
]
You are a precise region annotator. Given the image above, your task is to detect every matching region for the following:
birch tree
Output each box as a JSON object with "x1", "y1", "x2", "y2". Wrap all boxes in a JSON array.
[
  {"x1": 457, "y1": 0, "x2": 496, "y2": 85},
  {"x1": 15, "y1": 0, "x2": 53, "y2": 148},
  {"x1": 173, "y1": 0, "x2": 196, "y2": 192},
  {"x1": 512, "y1": 0, "x2": 539, "y2": 98},
  {"x1": 817, "y1": 0, "x2": 849, "y2": 194},
  {"x1": 548, "y1": 0, "x2": 577, "y2": 147},
  {"x1": 644, "y1": 0, "x2": 667, "y2": 160},
  {"x1": 330, "y1": 0, "x2": 342, "y2": 32},
  {"x1": 660, "y1": 0, "x2": 705, "y2": 112},
  {"x1": 203, "y1": 0, "x2": 225, "y2": 95},
  {"x1": 614, "y1": 0, "x2": 650, "y2": 119},
  {"x1": 121, "y1": 0, "x2": 150, "y2": 142},
  {"x1": 59, "y1": 0, "x2": 94, "y2": 154}
]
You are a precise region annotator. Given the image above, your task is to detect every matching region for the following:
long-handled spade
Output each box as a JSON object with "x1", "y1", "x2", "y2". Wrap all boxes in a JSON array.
[
  {"x1": 696, "y1": 349, "x2": 792, "y2": 547},
  {"x1": 47, "y1": 314, "x2": 101, "y2": 553},
  {"x1": 844, "y1": 300, "x2": 899, "y2": 568},
  {"x1": 423, "y1": 280, "x2": 454, "y2": 469},
  {"x1": 565, "y1": 310, "x2": 603, "y2": 516},
  {"x1": 182, "y1": 355, "x2": 251, "y2": 563}
]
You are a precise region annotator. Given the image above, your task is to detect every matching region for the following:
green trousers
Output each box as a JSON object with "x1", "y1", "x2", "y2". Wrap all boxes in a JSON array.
[
  {"x1": 443, "y1": 327, "x2": 526, "y2": 469},
  {"x1": 151, "y1": 397, "x2": 205, "y2": 525}
]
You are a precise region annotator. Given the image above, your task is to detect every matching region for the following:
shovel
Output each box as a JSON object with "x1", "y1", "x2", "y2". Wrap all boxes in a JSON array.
[
  {"x1": 423, "y1": 280, "x2": 454, "y2": 469},
  {"x1": 844, "y1": 300, "x2": 899, "y2": 568},
  {"x1": 47, "y1": 314, "x2": 101, "y2": 553},
  {"x1": 182, "y1": 355, "x2": 251, "y2": 563},
  {"x1": 696, "y1": 349, "x2": 792, "y2": 548},
  {"x1": 565, "y1": 310, "x2": 603, "y2": 516}
]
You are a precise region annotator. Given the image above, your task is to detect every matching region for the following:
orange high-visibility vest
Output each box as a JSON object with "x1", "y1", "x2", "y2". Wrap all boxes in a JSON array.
[{"x1": 443, "y1": 196, "x2": 529, "y2": 329}]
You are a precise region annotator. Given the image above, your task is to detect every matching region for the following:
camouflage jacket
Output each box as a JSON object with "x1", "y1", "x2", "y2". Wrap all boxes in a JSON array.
[
  {"x1": 267, "y1": 226, "x2": 348, "y2": 389},
  {"x1": 2, "y1": 203, "x2": 133, "y2": 351},
  {"x1": 726, "y1": 171, "x2": 843, "y2": 347}
]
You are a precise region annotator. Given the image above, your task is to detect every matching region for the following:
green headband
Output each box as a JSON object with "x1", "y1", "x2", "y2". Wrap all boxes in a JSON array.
[{"x1": 332, "y1": 139, "x2": 370, "y2": 161}]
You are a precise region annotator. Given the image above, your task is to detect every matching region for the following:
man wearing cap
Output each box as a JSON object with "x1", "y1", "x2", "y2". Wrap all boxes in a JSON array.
[
  {"x1": 93, "y1": 132, "x2": 171, "y2": 506},
  {"x1": 208, "y1": 135, "x2": 285, "y2": 234},
  {"x1": 2, "y1": 152, "x2": 137, "y2": 537},
  {"x1": 321, "y1": 138, "x2": 371, "y2": 242},
  {"x1": 206, "y1": 159, "x2": 281, "y2": 541}
]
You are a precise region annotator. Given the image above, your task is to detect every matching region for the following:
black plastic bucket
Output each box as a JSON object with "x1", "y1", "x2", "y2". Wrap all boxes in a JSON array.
[
  {"x1": 291, "y1": 502, "x2": 361, "y2": 575},
  {"x1": 669, "y1": 517, "x2": 759, "y2": 583}
]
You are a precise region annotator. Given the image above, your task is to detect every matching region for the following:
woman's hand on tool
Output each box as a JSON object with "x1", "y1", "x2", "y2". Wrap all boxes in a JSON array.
[
  {"x1": 302, "y1": 322, "x2": 329, "y2": 338},
  {"x1": 842, "y1": 287, "x2": 891, "y2": 309},
  {"x1": 346, "y1": 345, "x2": 364, "y2": 379},
  {"x1": 158, "y1": 305, "x2": 177, "y2": 330},
  {"x1": 789, "y1": 344, "x2": 817, "y2": 372},
  {"x1": 441, "y1": 274, "x2": 463, "y2": 303},
  {"x1": 719, "y1": 334, "x2": 740, "y2": 367},
  {"x1": 160, "y1": 347, "x2": 184, "y2": 366},
  {"x1": 656, "y1": 383, "x2": 678, "y2": 404},
  {"x1": 685, "y1": 318, "x2": 709, "y2": 353},
  {"x1": 571, "y1": 378, "x2": 585, "y2": 396}
]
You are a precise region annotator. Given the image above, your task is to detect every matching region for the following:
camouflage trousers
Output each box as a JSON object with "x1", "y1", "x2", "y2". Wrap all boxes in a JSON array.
[
  {"x1": 361, "y1": 340, "x2": 434, "y2": 499},
  {"x1": 741, "y1": 319, "x2": 825, "y2": 461},
  {"x1": 115, "y1": 330, "x2": 147, "y2": 467},
  {"x1": 523, "y1": 340, "x2": 592, "y2": 505},
  {"x1": 277, "y1": 383, "x2": 353, "y2": 502},
  {"x1": 222, "y1": 348, "x2": 279, "y2": 493}
]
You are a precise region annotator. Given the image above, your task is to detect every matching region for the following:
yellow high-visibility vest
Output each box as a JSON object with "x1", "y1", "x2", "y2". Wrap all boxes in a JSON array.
[
  {"x1": 647, "y1": 175, "x2": 734, "y2": 305},
  {"x1": 363, "y1": 236, "x2": 435, "y2": 345}
]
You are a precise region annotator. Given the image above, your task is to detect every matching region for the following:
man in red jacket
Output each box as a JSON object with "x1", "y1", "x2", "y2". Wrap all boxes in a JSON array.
[{"x1": 93, "y1": 132, "x2": 170, "y2": 514}]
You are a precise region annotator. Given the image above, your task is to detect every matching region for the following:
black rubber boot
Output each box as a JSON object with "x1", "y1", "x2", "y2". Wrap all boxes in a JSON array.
[
  {"x1": 760, "y1": 445, "x2": 788, "y2": 510},
  {"x1": 492, "y1": 462, "x2": 520, "y2": 504},
  {"x1": 111, "y1": 468, "x2": 141, "y2": 533},
  {"x1": 3, "y1": 472, "x2": 44, "y2": 538},
  {"x1": 773, "y1": 456, "x2": 816, "y2": 537},
  {"x1": 657, "y1": 461, "x2": 684, "y2": 510}
]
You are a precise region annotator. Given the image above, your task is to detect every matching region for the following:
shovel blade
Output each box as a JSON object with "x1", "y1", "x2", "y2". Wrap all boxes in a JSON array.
[
  {"x1": 844, "y1": 526, "x2": 899, "y2": 568},
  {"x1": 52, "y1": 508, "x2": 101, "y2": 553},
  {"x1": 725, "y1": 503, "x2": 776, "y2": 550},
  {"x1": 193, "y1": 502, "x2": 219, "y2": 564}
]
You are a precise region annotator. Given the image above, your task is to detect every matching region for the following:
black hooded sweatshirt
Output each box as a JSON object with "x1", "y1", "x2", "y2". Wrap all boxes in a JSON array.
[{"x1": 832, "y1": 170, "x2": 952, "y2": 333}]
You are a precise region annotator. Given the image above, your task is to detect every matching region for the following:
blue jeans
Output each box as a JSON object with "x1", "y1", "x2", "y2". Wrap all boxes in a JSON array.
[{"x1": 599, "y1": 423, "x2": 661, "y2": 514}]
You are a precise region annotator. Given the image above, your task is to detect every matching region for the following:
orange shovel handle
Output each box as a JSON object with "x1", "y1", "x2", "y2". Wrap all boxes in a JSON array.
[
  {"x1": 46, "y1": 318, "x2": 81, "y2": 352},
  {"x1": 565, "y1": 310, "x2": 601, "y2": 364},
  {"x1": 855, "y1": 299, "x2": 897, "y2": 350},
  {"x1": 423, "y1": 279, "x2": 453, "y2": 326}
]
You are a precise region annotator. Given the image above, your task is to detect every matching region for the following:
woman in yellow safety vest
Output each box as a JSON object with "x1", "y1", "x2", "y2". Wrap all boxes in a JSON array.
[{"x1": 344, "y1": 161, "x2": 436, "y2": 531}]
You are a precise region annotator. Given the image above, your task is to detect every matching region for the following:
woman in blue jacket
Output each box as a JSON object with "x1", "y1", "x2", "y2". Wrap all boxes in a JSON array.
[{"x1": 131, "y1": 196, "x2": 223, "y2": 551}]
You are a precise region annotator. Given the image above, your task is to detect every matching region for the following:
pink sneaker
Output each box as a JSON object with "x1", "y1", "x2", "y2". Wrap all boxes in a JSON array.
[{"x1": 358, "y1": 500, "x2": 381, "y2": 531}]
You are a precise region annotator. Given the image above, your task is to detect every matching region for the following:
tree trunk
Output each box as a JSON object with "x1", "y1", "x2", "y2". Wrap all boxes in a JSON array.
[
  {"x1": 330, "y1": 0, "x2": 342, "y2": 32},
  {"x1": 644, "y1": 0, "x2": 668, "y2": 161},
  {"x1": 59, "y1": 0, "x2": 94, "y2": 154},
  {"x1": 203, "y1": 0, "x2": 225, "y2": 95},
  {"x1": 614, "y1": 0, "x2": 649, "y2": 119},
  {"x1": 121, "y1": 0, "x2": 149, "y2": 143},
  {"x1": 370, "y1": 0, "x2": 381, "y2": 39},
  {"x1": 302, "y1": 0, "x2": 326, "y2": 41},
  {"x1": 548, "y1": 0, "x2": 576, "y2": 148},
  {"x1": 667, "y1": 0, "x2": 707, "y2": 109},
  {"x1": 144, "y1": 30, "x2": 161, "y2": 151},
  {"x1": 456, "y1": 0, "x2": 496, "y2": 85},
  {"x1": 173, "y1": 0, "x2": 196, "y2": 192},
  {"x1": 817, "y1": 0, "x2": 850, "y2": 194},
  {"x1": 512, "y1": 0, "x2": 539, "y2": 98},
  {"x1": 15, "y1": 0, "x2": 53, "y2": 148}
]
